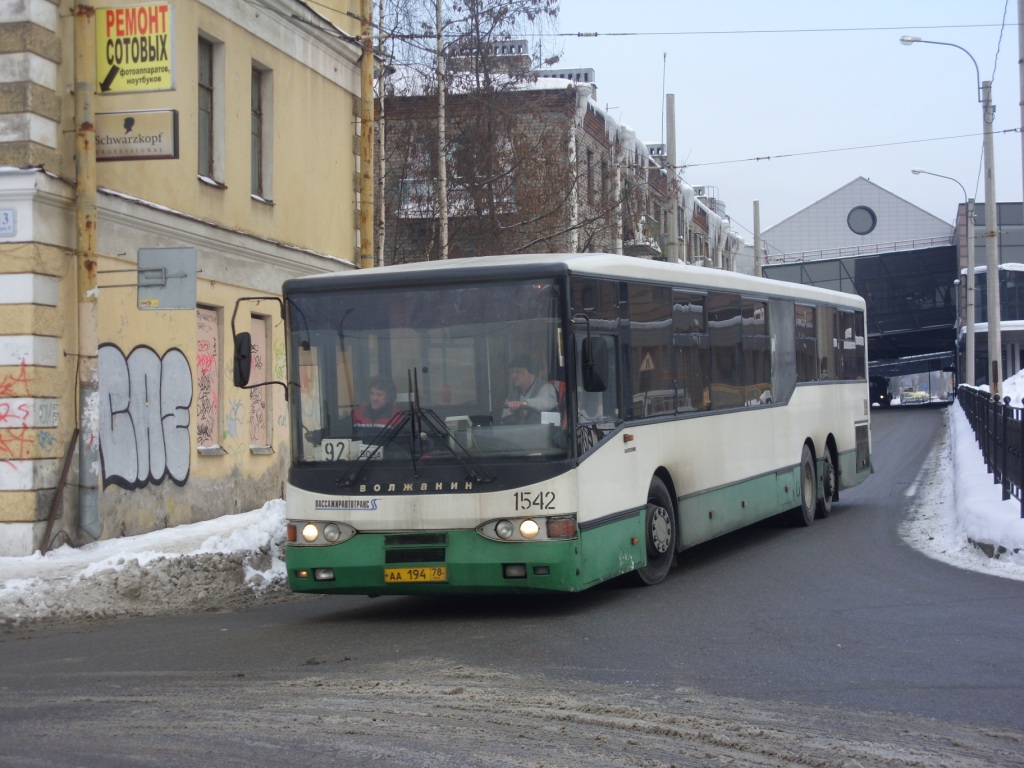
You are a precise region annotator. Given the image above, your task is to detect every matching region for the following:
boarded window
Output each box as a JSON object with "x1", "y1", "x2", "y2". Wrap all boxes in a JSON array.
[{"x1": 196, "y1": 306, "x2": 220, "y2": 448}]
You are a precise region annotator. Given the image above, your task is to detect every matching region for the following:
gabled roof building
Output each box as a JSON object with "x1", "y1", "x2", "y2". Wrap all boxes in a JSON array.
[{"x1": 760, "y1": 177, "x2": 953, "y2": 263}]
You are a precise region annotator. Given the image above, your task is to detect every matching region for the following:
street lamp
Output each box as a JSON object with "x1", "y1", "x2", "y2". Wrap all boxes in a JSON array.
[
  {"x1": 901, "y1": 35, "x2": 1002, "y2": 394},
  {"x1": 911, "y1": 169, "x2": 975, "y2": 386}
]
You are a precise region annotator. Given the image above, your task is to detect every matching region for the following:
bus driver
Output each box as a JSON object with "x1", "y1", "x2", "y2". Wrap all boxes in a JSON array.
[
  {"x1": 502, "y1": 355, "x2": 557, "y2": 421},
  {"x1": 352, "y1": 375, "x2": 400, "y2": 433}
]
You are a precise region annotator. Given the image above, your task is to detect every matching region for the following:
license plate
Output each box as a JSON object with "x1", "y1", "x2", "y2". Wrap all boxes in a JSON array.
[{"x1": 384, "y1": 566, "x2": 447, "y2": 583}]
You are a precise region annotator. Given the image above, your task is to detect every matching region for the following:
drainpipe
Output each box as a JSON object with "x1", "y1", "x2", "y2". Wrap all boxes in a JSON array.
[
  {"x1": 359, "y1": 0, "x2": 374, "y2": 269},
  {"x1": 75, "y1": 1, "x2": 101, "y2": 538}
]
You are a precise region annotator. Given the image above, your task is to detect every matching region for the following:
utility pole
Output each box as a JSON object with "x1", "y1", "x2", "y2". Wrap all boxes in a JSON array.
[
  {"x1": 753, "y1": 200, "x2": 762, "y2": 277},
  {"x1": 966, "y1": 198, "x2": 976, "y2": 387},
  {"x1": 982, "y1": 79, "x2": 1001, "y2": 395},
  {"x1": 664, "y1": 94, "x2": 679, "y2": 263},
  {"x1": 435, "y1": 0, "x2": 449, "y2": 259},
  {"x1": 359, "y1": 0, "x2": 374, "y2": 269},
  {"x1": 1019, "y1": 0, "x2": 1024, "y2": 209}
]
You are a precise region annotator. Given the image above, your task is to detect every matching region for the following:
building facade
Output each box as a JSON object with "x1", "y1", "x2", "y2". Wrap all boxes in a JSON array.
[
  {"x1": 379, "y1": 78, "x2": 740, "y2": 267},
  {"x1": 0, "y1": 0, "x2": 362, "y2": 555},
  {"x1": 954, "y1": 202, "x2": 1024, "y2": 385}
]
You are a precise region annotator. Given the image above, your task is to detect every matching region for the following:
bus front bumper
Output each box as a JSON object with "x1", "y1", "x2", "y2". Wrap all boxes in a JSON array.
[{"x1": 286, "y1": 530, "x2": 584, "y2": 595}]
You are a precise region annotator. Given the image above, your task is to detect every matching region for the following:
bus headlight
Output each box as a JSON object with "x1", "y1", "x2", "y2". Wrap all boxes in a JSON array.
[
  {"x1": 477, "y1": 516, "x2": 577, "y2": 542},
  {"x1": 519, "y1": 519, "x2": 540, "y2": 539},
  {"x1": 292, "y1": 521, "x2": 357, "y2": 546}
]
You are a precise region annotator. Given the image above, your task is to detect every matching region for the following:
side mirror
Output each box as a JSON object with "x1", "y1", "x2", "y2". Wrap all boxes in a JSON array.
[
  {"x1": 233, "y1": 332, "x2": 252, "y2": 387},
  {"x1": 581, "y1": 337, "x2": 608, "y2": 392}
]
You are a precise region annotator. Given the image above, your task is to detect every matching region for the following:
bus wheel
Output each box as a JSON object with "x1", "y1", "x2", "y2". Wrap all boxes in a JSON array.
[
  {"x1": 630, "y1": 477, "x2": 677, "y2": 586},
  {"x1": 816, "y1": 449, "x2": 836, "y2": 519},
  {"x1": 795, "y1": 443, "x2": 817, "y2": 527}
]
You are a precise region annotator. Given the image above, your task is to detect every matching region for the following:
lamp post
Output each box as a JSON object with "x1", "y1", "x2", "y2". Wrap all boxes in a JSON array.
[
  {"x1": 911, "y1": 169, "x2": 975, "y2": 386},
  {"x1": 901, "y1": 36, "x2": 1002, "y2": 394}
]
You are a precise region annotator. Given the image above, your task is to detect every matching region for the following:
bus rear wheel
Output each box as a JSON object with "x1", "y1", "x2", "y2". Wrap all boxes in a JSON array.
[
  {"x1": 795, "y1": 443, "x2": 817, "y2": 527},
  {"x1": 629, "y1": 477, "x2": 677, "y2": 586},
  {"x1": 816, "y1": 449, "x2": 836, "y2": 519}
]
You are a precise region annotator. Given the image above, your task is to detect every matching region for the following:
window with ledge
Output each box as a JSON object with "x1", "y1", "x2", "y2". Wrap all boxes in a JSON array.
[
  {"x1": 586, "y1": 149, "x2": 594, "y2": 205},
  {"x1": 251, "y1": 64, "x2": 273, "y2": 201},
  {"x1": 198, "y1": 35, "x2": 225, "y2": 185}
]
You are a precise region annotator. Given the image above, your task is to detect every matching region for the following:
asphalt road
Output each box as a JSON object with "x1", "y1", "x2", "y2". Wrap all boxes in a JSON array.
[{"x1": 3, "y1": 404, "x2": 1024, "y2": 766}]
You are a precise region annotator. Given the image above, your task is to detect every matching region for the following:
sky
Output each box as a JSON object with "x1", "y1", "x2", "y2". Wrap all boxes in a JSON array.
[
  {"x1": 547, "y1": 0, "x2": 1024, "y2": 241},
  {"x1": 2, "y1": 390, "x2": 1023, "y2": 625}
]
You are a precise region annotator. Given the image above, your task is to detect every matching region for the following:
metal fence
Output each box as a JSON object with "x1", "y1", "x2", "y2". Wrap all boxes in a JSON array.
[{"x1": 957, "y1": 385, "x2": 1024, "y2": 518}]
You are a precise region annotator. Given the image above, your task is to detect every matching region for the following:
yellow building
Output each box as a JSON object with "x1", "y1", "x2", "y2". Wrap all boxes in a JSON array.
[{"x1": 0, "y1": 0, "x2": 362, "y2": 555}]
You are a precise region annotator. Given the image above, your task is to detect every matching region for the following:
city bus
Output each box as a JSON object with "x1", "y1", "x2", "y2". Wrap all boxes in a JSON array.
[{"x1": 233, "y1": 253, "x2": 872, "y2": 595}]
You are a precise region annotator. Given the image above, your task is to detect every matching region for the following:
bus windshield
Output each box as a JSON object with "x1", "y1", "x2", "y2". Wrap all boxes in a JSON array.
[{"x1": 286, "y1": 278, "x2": 568, "y2": 465}]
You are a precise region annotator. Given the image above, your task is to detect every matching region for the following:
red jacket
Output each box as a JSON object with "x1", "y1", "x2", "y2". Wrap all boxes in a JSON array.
[{"x1": 352, "y1": 403, "x2": 399, "y2": 428}]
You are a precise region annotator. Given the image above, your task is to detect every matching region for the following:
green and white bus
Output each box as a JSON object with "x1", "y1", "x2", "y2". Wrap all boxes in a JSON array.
[{"x1": 234, "y1": 253, "x2": 872, "y2": 595}]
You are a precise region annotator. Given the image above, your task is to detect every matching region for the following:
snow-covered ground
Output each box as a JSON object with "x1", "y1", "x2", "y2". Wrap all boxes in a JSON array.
[{"x1": 2, "y1": 389, "x2": 1024, "y2": 626}]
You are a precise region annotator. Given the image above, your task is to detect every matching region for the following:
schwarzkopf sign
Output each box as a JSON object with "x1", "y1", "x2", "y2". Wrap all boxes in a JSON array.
[{"x1": 96, "y1": 110, "x2": 178, "y2": 161}]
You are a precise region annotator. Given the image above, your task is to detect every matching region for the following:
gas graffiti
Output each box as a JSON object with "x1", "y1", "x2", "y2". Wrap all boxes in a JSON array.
[{"x1": 98, "y1": 344, "x2": 192, "y2": 489}]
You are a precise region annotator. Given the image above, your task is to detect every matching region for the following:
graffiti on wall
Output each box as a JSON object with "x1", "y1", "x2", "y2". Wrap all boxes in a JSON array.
[
  {"x1": 98, "y1": 344, "x2": 192, "y2": 490},
  {"x1": 0, "y1": 363, "x2": 36, "y2": 469},
  {"x1": 248, "y1": 320, "x2": 267, "y2": 446},
  {"x1": 0, "y1": 360, "x2": 32, "y2": 398}
]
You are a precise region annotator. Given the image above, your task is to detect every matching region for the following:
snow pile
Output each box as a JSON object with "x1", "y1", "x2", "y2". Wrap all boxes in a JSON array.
[
  {"x1": 950, "y1": 405, "x2": 1024, "y2": 559},
  {"x1": 901, "y1": 393, "x2": 1024, "y2": 580},
  {"x1": 0, "y1": 499, "x2": 289, "y2": 626}
]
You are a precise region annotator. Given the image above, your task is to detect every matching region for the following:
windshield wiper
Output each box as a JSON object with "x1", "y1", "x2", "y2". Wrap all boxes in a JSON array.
[
  {"x1": 336, "y1": 369, "x2": 494, "y2": 487},
  {"x1": 336, "y1": 409, "x2": 411, "y2": 487}
]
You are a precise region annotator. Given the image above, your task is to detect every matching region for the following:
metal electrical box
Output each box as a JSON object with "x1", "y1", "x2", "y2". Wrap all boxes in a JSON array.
[{"x1": 137, "y1": 247, "x2": 197, "y2": 310}]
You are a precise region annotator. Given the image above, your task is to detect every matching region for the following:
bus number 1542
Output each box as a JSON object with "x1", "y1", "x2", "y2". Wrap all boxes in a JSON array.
[{"x1": 514, "y1": 491, "x2": 556, "y2": 511}]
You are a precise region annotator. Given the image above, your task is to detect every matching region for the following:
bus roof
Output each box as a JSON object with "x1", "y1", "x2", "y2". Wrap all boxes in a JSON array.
[{"x1": 284, "y1": 253, "x2": 865, "y2": 309}]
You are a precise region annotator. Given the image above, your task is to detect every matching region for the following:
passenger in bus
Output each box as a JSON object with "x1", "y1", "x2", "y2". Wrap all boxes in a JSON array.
[
  {"x1": 352, "y1": 375, "x2": 400, "y2": 434},
  {"x1": 502, "y1": 355, "x2": 558, "y2": 423}
]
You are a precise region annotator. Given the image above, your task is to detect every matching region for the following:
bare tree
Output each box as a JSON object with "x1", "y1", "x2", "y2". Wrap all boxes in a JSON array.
[{"x1": 377, "y1": 0, "x2": 682, "y2": 264}]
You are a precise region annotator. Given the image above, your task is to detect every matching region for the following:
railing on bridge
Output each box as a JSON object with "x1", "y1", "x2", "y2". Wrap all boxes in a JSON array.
[
  {"x1": 765, "y1": 235, "x2": 954, "y2": 264},
  {"x1": 957, "y1": 385, "x2": 1024, "y2": 518}
]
